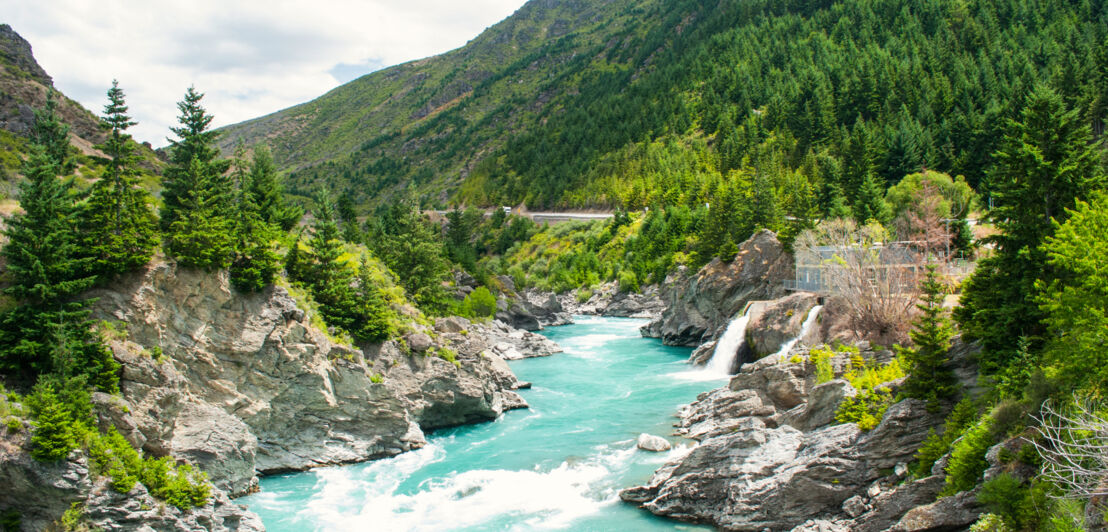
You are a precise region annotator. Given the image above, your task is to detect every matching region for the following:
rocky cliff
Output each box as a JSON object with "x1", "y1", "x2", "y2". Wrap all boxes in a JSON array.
[
  {"x1": 642, "y1": 230, "x2": 793, "y2": 346},
  {"x1": 86, "y1": 262, "x2": 553, "y2": 494},
  {"x1": 622, "y1": 341, "x2": 986, "y2": 531},
  {"x1": 0, "y1": 24, "x2": 103, "y2": 143}
]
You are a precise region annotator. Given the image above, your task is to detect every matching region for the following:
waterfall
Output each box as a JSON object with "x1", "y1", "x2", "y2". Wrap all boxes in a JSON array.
[
  {"x1": 770, "y1": 305, "x2": 823, "y2": 360},
  {"x1": 704, "y1": 308, "x2": 754, "y2": 376}
]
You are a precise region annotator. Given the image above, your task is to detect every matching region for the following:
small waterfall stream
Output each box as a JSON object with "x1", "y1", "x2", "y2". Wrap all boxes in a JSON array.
[
  {"x1": 703, "y1": 307, "x2": 754, "y2": 376},
  {"x1": 769, "y1": 305, "x2": 823, "y2": 360}
]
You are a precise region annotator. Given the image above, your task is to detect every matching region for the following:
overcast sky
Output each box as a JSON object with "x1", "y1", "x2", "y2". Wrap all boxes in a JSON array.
[{"x1": 3, "y1": 0, "x2": 528, "y2": 146}]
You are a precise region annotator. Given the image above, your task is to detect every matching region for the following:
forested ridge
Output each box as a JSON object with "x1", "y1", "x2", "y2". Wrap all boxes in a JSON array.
[{"x1": 222, "y1": 0, "x2": 1107, "y2": 214}]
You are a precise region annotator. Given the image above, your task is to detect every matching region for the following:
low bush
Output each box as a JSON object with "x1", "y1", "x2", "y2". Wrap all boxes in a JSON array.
[
  {"x1": 89, "y1": 427, "x2": 210, "y2": 510},
  {"x1": 911, "y1": 398, "x2": 978, "y2": 477},
  {"x1": 835, "y1": 388, "x2": 894, "y2": 430},
  {"x1": 941, "y1": 416, "x2": 995, "y2": 495}
]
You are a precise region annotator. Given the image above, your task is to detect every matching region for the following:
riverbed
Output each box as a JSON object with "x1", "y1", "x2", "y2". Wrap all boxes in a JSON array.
[{"x1": 239, "y1": 316, "x2": 721, "y2": 531}]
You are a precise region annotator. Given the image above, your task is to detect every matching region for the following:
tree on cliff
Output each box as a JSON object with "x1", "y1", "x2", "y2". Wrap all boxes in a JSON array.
[
  {"x1": 955, "y1": 86, "x2": 1105, "y2": 379},
  {"x1": 247, "y1": 146, "x2": 302, "y2": 231},
  {"x1": 79, "y1": 80, "x2": 158, "y2": 279},
  {"x1": 161, "y1": 87, "x2": 234, "y2": 269},
  {"x1": 0, "y1": 103, "x2": 118, "y2": 391},
  {"x1": 1038, "y1": 192, "x2": 1108, "y2": 395},
  {"x1": 30, "y1": 90, "x2": 73, "y2": 174},
  {"x1": 228, "y1": 145, "x2": 280, "y2": 292},
  {"x1": 901, "y1": 264, "x2": 956, "y2": 409}
]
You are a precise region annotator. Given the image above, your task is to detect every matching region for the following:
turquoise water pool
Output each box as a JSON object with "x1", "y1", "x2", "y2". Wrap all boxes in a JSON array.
[{"x1": 238, "y1": 316, "x2": 722, "y2": 531}]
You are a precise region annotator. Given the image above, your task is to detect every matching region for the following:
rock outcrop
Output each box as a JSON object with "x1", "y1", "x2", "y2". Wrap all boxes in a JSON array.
[
  {"x1": 0, "y1": 428, "x2": 262, "y2": 532},
  {"x1": 623, "y1": 342, "x2": 969, "y2": 531},
  {"x1": 0, "y1": 25, "x2": 103, "y2": 142},
  {"x1": 744, "y1": 292, "x2": 821, "y2": 359},
  {"x1": 642, "y1": 230, "x2": 792, "y2": 346},
  {"x1": 87, "y1": 262, "x2": 538, "y2": 496}
]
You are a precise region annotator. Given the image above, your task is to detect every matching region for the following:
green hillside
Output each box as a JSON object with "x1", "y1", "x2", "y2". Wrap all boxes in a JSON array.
[{"x1": 218, "y1": 0, "x2": 1107, "y2": 211}]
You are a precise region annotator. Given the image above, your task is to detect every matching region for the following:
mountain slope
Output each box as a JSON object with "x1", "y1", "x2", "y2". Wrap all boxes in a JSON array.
[{"x1": 218, "y1": 0, "x2": 1108, "y2": 210}]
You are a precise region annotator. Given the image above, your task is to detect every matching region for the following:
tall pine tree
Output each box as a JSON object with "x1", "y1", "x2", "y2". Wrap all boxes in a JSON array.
[
  {"x1": 901, "y1": 264, "x2": 957, "y2": 409},
  {"x1": 229, "y1": 146, "x2": 279, "y2": 292},
  {"x1": 161, "y1": 87, "x2": 234, "y2": 269},
  {"x1": 0, "y1": 104, "x2": 117, "y2": 390},
  {"x1": 79, "y1": 80, "x2": 157, "y2": 279},
  {"x1": 955, "y1": 85, "x2": 1106, "y2": 375},
  {"x1": 248, "y1": 146, "x2": 302, "y2": 231}
]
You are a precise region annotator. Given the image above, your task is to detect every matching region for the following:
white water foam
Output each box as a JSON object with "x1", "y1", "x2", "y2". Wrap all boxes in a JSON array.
[
  {"x1": 299, "y1": 444, "x2": 641, "y2": 532},
  {"x1": 769, "y1": 305, "x2": 823, "y2": 360},
  {"x1": 703, "y1": 309, "x2": 753, "y2": 376}
]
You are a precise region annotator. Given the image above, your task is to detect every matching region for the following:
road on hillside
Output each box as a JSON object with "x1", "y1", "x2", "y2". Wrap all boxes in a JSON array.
[{"x1": 428, "y1": 210, "x2": 614, "y2": 224}]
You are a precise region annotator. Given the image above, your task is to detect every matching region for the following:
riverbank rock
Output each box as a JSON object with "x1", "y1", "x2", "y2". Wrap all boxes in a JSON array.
[
  {"x1": 642, "y1": 230, "x2": 792, "y2": 346},
  {"x1": 87, "y1": 262, "x2": 537, "y2": 498},
  {"x1": 521, "y1": 290, "x2": 574, "y2": 326},
  {"x1": 624, "y1": 341, "x2": 967, "y2": 530},
  {"x1": 637, "y1": 433, "x2": 672, "y2": 452},
  {"x1": 434, "y1": 317, "x2": 563, "y2": 360},
  {"x1": 744, "y1": 293, "x2": 822, "y2": 359},
  {"x1": 550, "y1": 282, "x2": 665, "y2": 320},
  {"x1": 0, "y1": 427, "x2": 262, "y2": 531}
]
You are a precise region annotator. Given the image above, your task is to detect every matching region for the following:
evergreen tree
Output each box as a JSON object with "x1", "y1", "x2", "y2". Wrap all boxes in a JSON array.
[
  {"x1": 163, "y1": 158, "x2": 234, "y2": 269},
  {"x1": 853, "y1": 172, "x2": 891, "y2": 225},
  {"x1": 352, "y1": 257, "x2": 393, "y2": 342},
  {"x1": 284, "y1": 233, "x2": 309, "y2": 282},
  {"x1": 750, "y1": 172, "x2": 782, "y2": 232},
  {"x1": 79, "y1": 80, "x2": 157, "y2": 279},
  {"x1": 30, "y1": 91, "x2": 72, "y2": 173},
  {"x1": 901, "y1": 264, "x2": 957, "y2": 409},
  {"x1": 161, "y1": 87, "x2": 234, "y2": 268},
  {"x1": 955, "y1": 86, "x2": 1105, "y2": 374},
  {"x1": 229, "y1": 147, "x2": 279, "y2": 292},
  {"x1": 306, "y1": 197, "x2": 360, "y2": 334},
  {"x1": 248, "y1": 147, "x2": 302, "y2": 231},
  {"x1": 445, "y1": 206, "x2": 479, "y2": 271},
  {"x1": 0, "y1": 109, "x2": 118, "y2": 390},
  {"x1": 371, "y1": 201, "x2": 451, "y2": 313},
  {"x1": 28, "y1": 383, "x2": 78, "y2": 462},
  {"x1": 821, "y1": 181, "x2": 853, "y2": 219}
]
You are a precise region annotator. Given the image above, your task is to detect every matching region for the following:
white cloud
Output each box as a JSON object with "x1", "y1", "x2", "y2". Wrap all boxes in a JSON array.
[{"x1": 2, "y1": 0, "x2": 527, "y2": 146}]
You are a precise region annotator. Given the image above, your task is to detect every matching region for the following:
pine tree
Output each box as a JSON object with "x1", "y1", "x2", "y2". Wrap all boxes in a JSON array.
[
  {"x1": 353, "y1": 257, "x2": 393, "y2": 342},
  {"x1": 229, "y1": 147, "x2": 279, "y2": 292},
  {"x1": 306, "y1": 198, "x2": 360, "y2": 334},
  {"x1": 247, "y1": 147, "x2": 302, "y2": 231},
  {"x1": 30, "y1": 91, "x2": 72, "y2": 173},
  {"x1": 28, "y1": 383, "x2": 78, "y2": 462},
  {"x1": 901, "y1": 264, "x2": 957, "y2": 409},
  {"x1": 79, "y1": 80, "x2": 157, "y2": 279},
  {"x1": 955, "y1": 86, "x2": 1106, "y2": 374},
  {"x1": 0, "y1": 109, "x2": 118, "y2": 390},
  {"x1": 161, "y1": 87, "x2": 234, "y2": 268},
  {"x1": 750, "y1": 172, "x2": 782, "y2": 232},
  {"x1": 853, "y1": 172, "x2": 891, "y2": 225}
]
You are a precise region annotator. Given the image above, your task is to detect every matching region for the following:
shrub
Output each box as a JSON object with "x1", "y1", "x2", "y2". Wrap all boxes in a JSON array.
[
  {"x1": 941, "y1": 416, "x2": 995, "y2": 495},
  {"x1": 810, "y1": 347, "x2": 835, "y2": 384},
  {"x1": 89, "y1": 427, "x2": 210, "y2": 509},
  {"x1": 0, "y1": 510, "x2": 20, "y2": 532},
  {"x1": 618, "y1": 270, "x2": 639, "y2": 293},
  {"x1": 970, "y1": 514, "x2": 1012, "y2": 532},
  {"x1": 4, "y1": 417, "x2": 20, "y2": 432},
  {"x1": 461, "y1": 286, "x2": 497, "y2": 318},
  {"x1": 911, "y1": 398, "x2": 979, "y2": 477},
  {"x1": 835, "y1": 388, "x2": 894, "y2": 430}
]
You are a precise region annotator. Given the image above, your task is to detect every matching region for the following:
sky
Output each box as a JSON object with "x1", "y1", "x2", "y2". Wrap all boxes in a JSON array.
[{"x1": 3, "y1": 0, "x2": 528, "y2": 146}]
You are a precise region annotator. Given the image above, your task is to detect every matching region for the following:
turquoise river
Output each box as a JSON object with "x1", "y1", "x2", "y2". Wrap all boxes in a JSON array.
[{"x1": 239, "y1": 316, "x2": 723, "y2": 531}]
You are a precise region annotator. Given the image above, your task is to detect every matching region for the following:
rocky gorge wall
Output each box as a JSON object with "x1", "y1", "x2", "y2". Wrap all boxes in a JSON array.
[
  {"x1": 0, "y1": 261, "x2": 564, "y2": 530},
  {"x1": 641, "y1": 229, "x2": 793, "y2": 347},
  {"x1": 622, "y1": 341, "x2": 987, "y2": 531}
]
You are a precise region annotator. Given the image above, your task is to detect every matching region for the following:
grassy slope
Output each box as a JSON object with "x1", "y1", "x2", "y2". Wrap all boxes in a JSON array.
[{"x1": 216, "y1": 0, "x2": 673, "y2": 203}]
